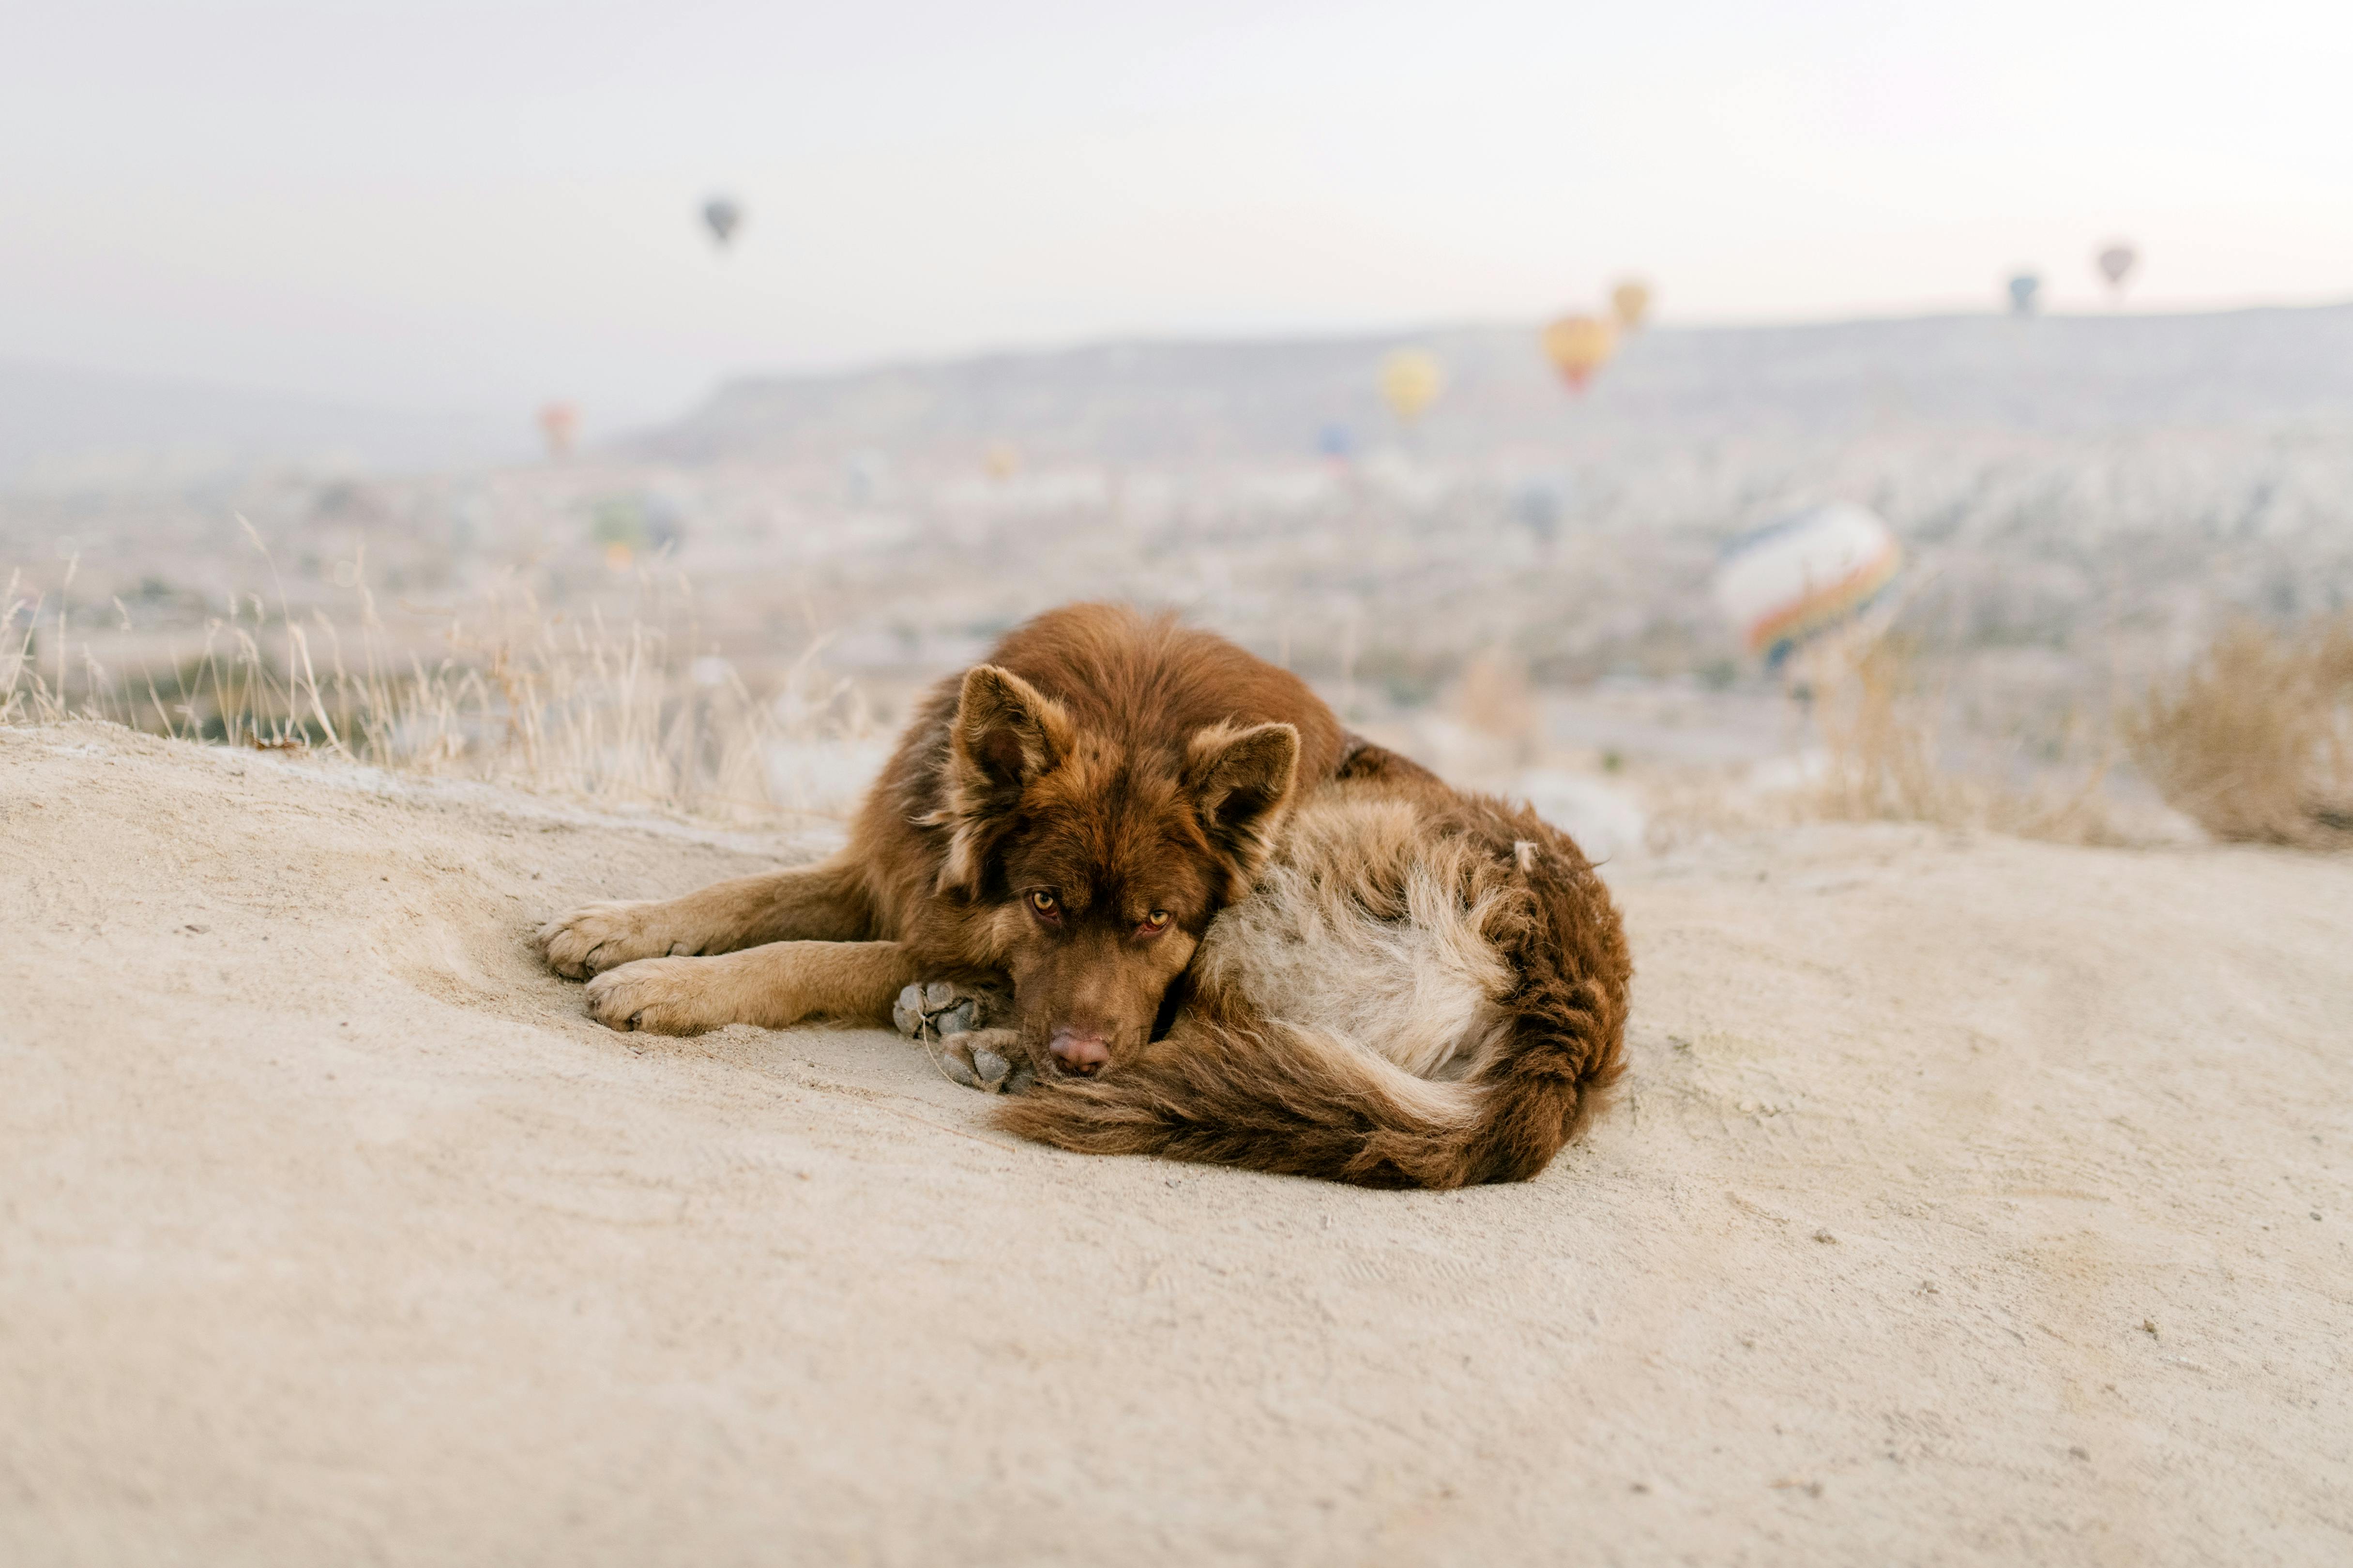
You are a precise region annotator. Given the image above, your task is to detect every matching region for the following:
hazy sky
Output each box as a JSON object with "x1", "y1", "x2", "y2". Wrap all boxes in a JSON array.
[{"x1": 5, "y1": 0, "x2": 2349, "y2": 428}]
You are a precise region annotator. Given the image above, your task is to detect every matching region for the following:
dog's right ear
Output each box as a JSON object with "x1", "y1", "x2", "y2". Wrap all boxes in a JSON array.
[{"x1": 935, "y1": 665, "x2": 1073, "y2": 895}]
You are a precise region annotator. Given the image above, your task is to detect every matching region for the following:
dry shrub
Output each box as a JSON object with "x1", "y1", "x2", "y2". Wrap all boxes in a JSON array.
[
  {"x1": 2125, "y1": 614, "x2": 2353, "y2": 849},
  {"x1": 2, "y1": 551, "x2": 880, "y2": 824},
  {"x1": 1803, "y1": 632, "x2": 2124, "y2": 844},
  {"x1": 1457, "y1": 648, "x2": 1537, "y2": 744}
]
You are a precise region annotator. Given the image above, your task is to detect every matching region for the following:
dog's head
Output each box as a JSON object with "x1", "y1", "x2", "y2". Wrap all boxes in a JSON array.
[{"x1": 933, "y1": 663, "x2": 1299, "y2": 1078}]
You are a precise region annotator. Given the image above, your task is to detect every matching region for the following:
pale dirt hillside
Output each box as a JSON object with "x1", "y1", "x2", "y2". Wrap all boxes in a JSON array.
[{"x1": 4, "y1": 721, "x2": 2350, "y2": 1567}]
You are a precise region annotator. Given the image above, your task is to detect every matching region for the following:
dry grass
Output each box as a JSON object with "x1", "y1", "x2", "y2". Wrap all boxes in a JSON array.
[
  {"x1": 1800, "y1": 632, "x2": 2127, "y2": 845},
  {"x1": 2125, "y1": 614, "x2": 2353, "y2": 849},
  {"x1": 3, "y1": 539, "x2": 881, "y2": 824},
  {"x1": 1456, "y1": 649, "x2": 1538, "y2": 752}
]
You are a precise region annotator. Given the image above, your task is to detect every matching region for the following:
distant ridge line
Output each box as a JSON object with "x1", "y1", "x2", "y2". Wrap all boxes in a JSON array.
[{"x1": 630, "y1": 301, "x2": 2353, "y2": 467}]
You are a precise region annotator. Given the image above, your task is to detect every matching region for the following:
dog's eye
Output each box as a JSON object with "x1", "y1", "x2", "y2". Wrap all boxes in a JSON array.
[
  {"x1": 1139, "y1": 909, "x2": 1171, "y2": 934},
  {"x1": 1029, "y1": 890, "x2": 1059, "y2": 916}
]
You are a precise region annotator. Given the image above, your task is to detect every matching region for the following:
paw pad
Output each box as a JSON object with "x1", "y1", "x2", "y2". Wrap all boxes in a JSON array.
[
  {"x1": 893, "y1": 980, "x2": 1009, "y2": 1043},
  {"x1": 895, "y1": 980, "x2": 1024, "y2": 1093},
  {"x1": 934, "y1": 1033, "x2": 1026, "y2": 1094}
]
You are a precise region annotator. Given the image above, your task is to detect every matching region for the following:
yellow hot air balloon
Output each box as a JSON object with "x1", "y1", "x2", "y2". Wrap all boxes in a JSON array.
[
  {"x1": 982, "y1": 441, "x2": 1020, "y2": 480},
  {"x1": 1541, "y1": 315, "x2": 1616, "y2": 393},
  {"x1": 1609, "y1": 278, "x2": 1647, "y2": 331},
  {"x1": 1378, "y1": 349, "x2": 1445, "y2": 423},
  {"x1": 1609, "y1": 279, "x2": 1652, "y2": 331}
]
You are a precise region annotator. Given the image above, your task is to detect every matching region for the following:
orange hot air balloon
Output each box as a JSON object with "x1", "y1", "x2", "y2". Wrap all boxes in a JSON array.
[
  {"x1": 1378, "y1": 348, "x2": 1445, "y2": 423},
  {"x1": 538, "y1": 401, "x2": 579, "y2": 458},
  {"x1": 1609, "y1": 279, "x2": 1653, "y2": 331},
  {"x1": 1541, "y1": 315, "x2": 1616, "y2": 393}
]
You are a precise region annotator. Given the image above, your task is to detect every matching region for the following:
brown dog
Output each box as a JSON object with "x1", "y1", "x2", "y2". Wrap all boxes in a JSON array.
[
  {"x1": 539, "y1": 603, "x2": 1346, "y2": 1075},
  {"x1": 983, "y1": 745, "x2": 1632, "y2": 1188}
]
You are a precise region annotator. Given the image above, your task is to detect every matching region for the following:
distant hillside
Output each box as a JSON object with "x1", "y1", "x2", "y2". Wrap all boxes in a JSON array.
[
  {"x1": 0, "y1": 358, "x2": 522, "y2": 491},
  {"x1": 630, "y1": 304, "x2": 2353, "y2": 469},
  {"x1": 18, "y1": 304, "x2": 2353, "y2": 493}
]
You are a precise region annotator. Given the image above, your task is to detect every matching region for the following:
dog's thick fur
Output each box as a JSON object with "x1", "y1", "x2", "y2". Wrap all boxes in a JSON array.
[
  {"x1": 540, "y1": 604, "x2": 1347, "y2": 1067},
  {"x1": 990, "y1": 744, "x2": 1632, "y2": 1188}
]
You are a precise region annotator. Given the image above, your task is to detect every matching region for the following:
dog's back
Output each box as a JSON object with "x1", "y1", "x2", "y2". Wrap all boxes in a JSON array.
[{"x1": 987, "y1": 603, "x2": 1350, "y2": 774}]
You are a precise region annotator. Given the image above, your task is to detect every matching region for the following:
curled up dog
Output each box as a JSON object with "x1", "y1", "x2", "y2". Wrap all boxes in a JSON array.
[
  {"x1": 538, "y1": 603, "x2": 1630, "y2": 1189},
  {"x1": 966, "y1": 744, "x2": 1631, "y2": 1189}
]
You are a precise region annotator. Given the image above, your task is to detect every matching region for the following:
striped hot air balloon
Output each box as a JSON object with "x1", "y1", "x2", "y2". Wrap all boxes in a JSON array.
[{"x1": 1712, "y1": 503, "x2": 1902, "y2": 665}]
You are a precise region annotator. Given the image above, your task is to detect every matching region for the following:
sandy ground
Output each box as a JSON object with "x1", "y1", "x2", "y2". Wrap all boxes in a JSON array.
[{"x1": 5, "y1": 720, "x2": 2350, "y2": 1567}]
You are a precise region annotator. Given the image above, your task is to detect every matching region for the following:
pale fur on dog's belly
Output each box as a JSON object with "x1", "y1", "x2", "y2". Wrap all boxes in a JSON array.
[{"x1": 1191, "y1": 794, "x2": 1518, "y2": 1082}]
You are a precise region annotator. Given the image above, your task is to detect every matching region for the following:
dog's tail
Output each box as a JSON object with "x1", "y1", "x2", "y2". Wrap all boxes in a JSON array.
[{"x1": 992, "y1": 995, "x2": 1624, "y2": 1191}]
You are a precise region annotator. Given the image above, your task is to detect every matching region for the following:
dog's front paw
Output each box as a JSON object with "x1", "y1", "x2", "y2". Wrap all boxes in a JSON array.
[
  {"x1": 539, "y1": 901, "x2": 684, "y2": 979},
  {"x1": 934, "y1": 1028, "x2": 1034, "y2": 1095},
  {"x1": 584, "y1": 956, "x2": 724, "y2": 1035},
  {"x1": 891, "y1": 979, "x2": 1012, "y2": 1044},
  {"x1": 891, "y1": 980, "x2": 1029, "y2": 1094}
]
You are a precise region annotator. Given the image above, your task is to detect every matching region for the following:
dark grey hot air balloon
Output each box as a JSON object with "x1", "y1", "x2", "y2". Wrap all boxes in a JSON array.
[
  {"x1": 2097, "y1": 242, "x2": 2138, "y2": 300},
  {"x1": 701, "y1": 196, "x2": 743, "y2": 249},
  {"x1": 2006, "y1": 272, "x2": 2041, "y2": 316}
]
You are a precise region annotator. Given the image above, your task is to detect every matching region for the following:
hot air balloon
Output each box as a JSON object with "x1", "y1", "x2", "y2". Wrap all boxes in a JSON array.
[
  {"x1": 1712, "y1": 502, "x2": 1902, "y2": 667},
  {"x1": 538, "y1": 401, "x2": 579, "y2": 459},
  {"x1": 1609, "y1": 279, "x2": 1653, "y2": 331},
  {"x1": 983, "y1": 441, "x2": 1020, "y2": 480},
  {"x1": 2006, "y1": 272, "x2": 2041, "y2": 316},
  {"x1": 702, "y1": 196, "x2": 744, "y2": 248},
  {"x1": 1378, "y1": 349, "x2": 1445, "y2": 423},
  {"x1": 2096, "y1": 241, "x2": 2138, "y2": 300},
  {"x1": 1541, "y1": 314, "x2": 1616, "y2": 393}
]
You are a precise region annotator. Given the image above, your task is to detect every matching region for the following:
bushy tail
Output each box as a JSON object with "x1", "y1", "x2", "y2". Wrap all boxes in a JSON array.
[{"x1": 993, "y1": 1005, "x2": 1622, "y2": 1190}]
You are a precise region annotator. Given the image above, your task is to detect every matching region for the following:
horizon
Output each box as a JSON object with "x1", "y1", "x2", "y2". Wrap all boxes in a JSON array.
[{"x1": 14, "y1": 292, "x2": 2353, "y2": 429}]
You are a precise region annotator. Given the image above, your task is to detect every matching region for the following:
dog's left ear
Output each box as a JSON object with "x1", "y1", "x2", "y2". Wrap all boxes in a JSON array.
[{"x1": 1184, "y1": 721, "x2": 1300, "y2": 901}]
